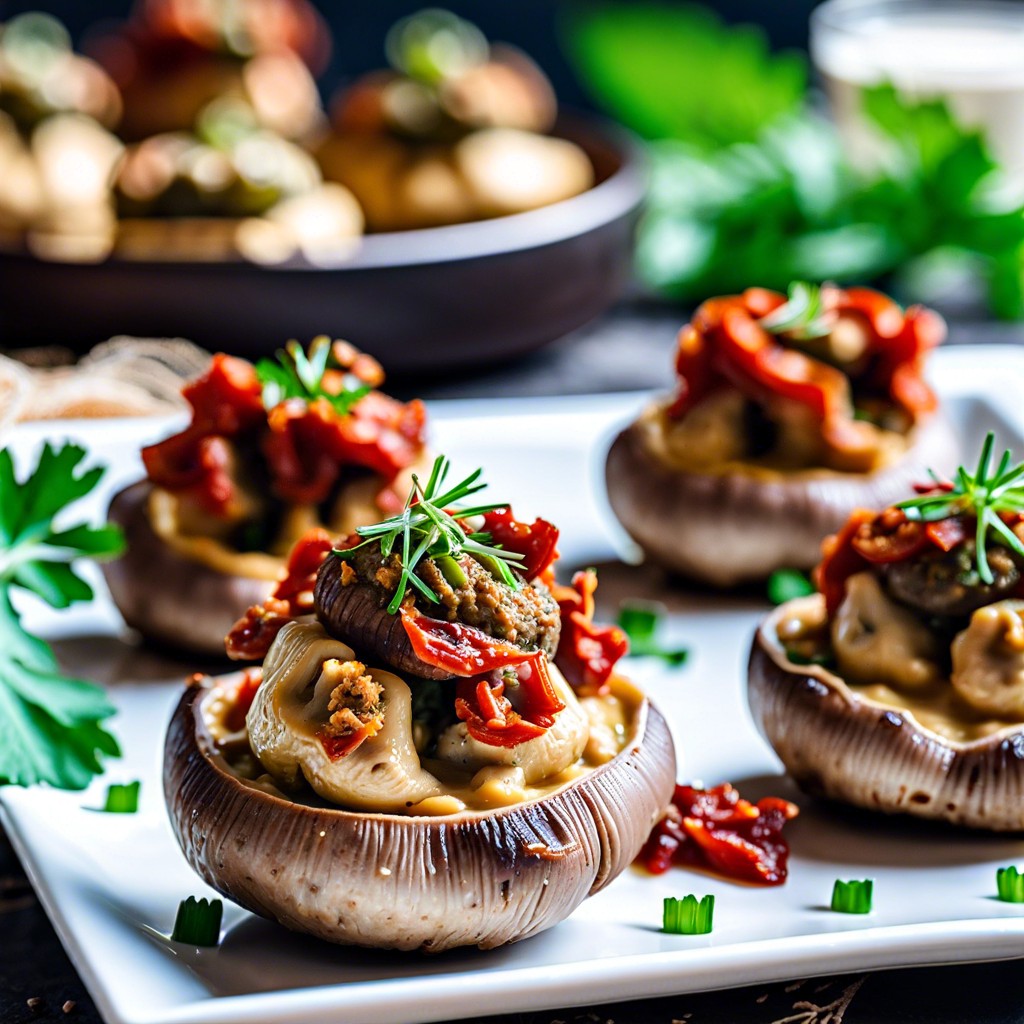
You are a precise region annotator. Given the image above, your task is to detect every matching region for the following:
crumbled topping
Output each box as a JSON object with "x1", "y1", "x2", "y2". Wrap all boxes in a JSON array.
[{"x1": 324, "y1": 659, "x2": 384, "y2": 738}]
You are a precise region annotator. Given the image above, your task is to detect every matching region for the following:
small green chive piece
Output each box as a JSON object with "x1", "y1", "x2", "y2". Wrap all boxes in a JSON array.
[
  {"x1": 171, "y1": 897, "x2": 223, "y2": 946},
  {"x1": 997, "y1": 866, "x2": 1024, "y2": 903},
  {"x1": 663, "y1": 894, "x2": 715, "y2": 935},
  {"x1": 831, "y1": 879, "x2": 873, "y2": 914},
  {"x1": 767, "y1": 569, "x2": 815, "y2": 606},
  {"x1": 102, "y1": 781, "x2": 140, "y2": 814}
]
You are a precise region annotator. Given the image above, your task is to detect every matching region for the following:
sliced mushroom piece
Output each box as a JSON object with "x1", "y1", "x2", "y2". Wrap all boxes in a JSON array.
[
  {"x1": 247, "y1": 621, "x2": 444, "y2": 810},
  {"x1": 164, "y1": 672, "x2": 676, "y2": 951},
  {"x1": 606, "y1": 401, "x2": 959, "y2": 587},
  {"x1": 831, "y1": 572, "x2": 941, "y2": 690},
  {"x1": 951, "y1": 600, "x2": 1024, "y2": 718},
  {"x1": 749, "y1": 595, "x2": 1024, "y2": 831}
]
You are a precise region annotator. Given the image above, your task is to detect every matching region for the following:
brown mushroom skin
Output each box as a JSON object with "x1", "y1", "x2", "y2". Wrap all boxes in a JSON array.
[
  {"x1": 164, "y1": 673, "x2": 676, "y2": 951},
  {"x1": 315, "y1": 556, "x2": 451, "y2": 679},
  {"x1": 605, "y1": 410, "x2": 959, "y2": 587},
  {"x1": 103, "y1": 482, "x2": 272, "y2": 657},
  {"x1": 749, "y1": 596, "x2": 1024, "y2": 831}
]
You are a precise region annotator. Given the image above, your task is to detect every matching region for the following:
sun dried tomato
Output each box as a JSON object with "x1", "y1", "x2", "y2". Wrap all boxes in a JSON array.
[
  {"x1": 453, "y1": 656, "x2": 564, "y2": 748},
  {"x1": 400, "y1": 608, "x2": 544, "y2": 676},
  {"x1": 551, "y1": 569, "x2": 629, "y2": 696},
  {"x1": 850, "y1": 508, "x2": 928, "y2": 564},
  {"x1": 480, "y1": 508, "x2": 559, "y2": 581},
  {"x1": 667, "y1": 287, "x2": 943, "y2": 453},
  {"x1": 638, "y1": 783, "x2": 799, "y2": 886}
]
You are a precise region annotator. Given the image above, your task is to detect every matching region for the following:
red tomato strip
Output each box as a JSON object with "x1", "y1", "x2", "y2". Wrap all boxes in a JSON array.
[
  {"x1": 480, "y1": 508, "x2": 559, "y2": 581},
  {"x1": 453, "y1": 655, "x2": 564, "y2": 748},
  {"x1": 638, "y1": 783, "x2": 799, "y2": 885},
  {"x1": 225, "y1": 529, "x2": 336, "y2": 660},
  {"x1": 400, "y1": 607, "x2": 540, "y2": 676},
  {"x1": 143, "y1": 350, "x2": 426, "y2": 515},
  {"x1": 551, "y1": 570, "x2": 629, "y2": 696},
  {"x1": 668, "y1": 287, "x2": 943, "y2": 456}
]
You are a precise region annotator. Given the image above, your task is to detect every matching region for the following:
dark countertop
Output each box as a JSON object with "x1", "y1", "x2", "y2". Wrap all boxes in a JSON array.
[{"x1": 3, "y1": 301, "x2": 1024, "y2": 1024}]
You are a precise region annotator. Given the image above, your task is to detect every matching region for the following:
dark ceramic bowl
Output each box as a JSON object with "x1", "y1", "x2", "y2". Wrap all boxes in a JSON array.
[{"x1": 0, "y1": 118, "x2": 643, "y2": 372}]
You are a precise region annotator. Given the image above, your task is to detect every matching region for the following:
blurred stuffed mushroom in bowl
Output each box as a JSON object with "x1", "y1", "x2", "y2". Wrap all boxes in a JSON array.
[
  {"x1": 164, "y1": 458, "x2": 675, "y2": 951},
  {"x1": 0, "y1": 6, "x2": 642, "y2": 369},
  {"x1": 102, "y1": 337, "x2": 428, "y2": 656},
  {"x1": 606, "y1": 282, "x2": 959, "y2": 586},
  {"x1": 750, "y1": 434, "x2": 1024, "y2": 830}
]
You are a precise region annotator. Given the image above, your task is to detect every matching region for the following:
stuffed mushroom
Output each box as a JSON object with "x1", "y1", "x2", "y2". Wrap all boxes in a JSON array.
[
  {"x1": 165, "y1": 457, "x2": 675, "y2": 950},
  {"x1": 749, "y1": 433, "x2": 1024, "y2": 830},
  {"x1": 606, "y1": 282, "x2": 959, "y2": 586},
  {"x1": 103, "y1": 337, "x2": 428, "y2": 655}
]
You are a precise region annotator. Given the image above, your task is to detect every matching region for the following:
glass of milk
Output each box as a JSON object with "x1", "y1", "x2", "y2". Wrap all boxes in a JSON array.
[{"x1": 811, "y1": 0, "x2": 1024, "y2": 180}]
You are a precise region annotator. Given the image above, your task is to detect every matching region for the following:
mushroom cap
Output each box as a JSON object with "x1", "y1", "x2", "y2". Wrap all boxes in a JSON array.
[
  {"x1": 164, "y1": 672, "x2": 676, "y2": 951},
  {"x1": 605, "y1": 410, "x2": 959, "y2": 587},
  {"x1": 103, "y1": 481, "x2": 273, "y2": 656},
  {"x1": 748, "y1": 595, "x2": 1024, "y2": 831},
  {"x1": 314, "y1": 556, "x2": 452, "y2": 679}
]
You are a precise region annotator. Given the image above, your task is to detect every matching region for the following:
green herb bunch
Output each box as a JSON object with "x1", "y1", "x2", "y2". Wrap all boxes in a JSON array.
[
  {"x1": 897, "y1": 432, "x2": 1024, "y2": 584},
  {"x1": 256, "y1": 336, "x2": 371, "y2": 416},
  {"x1": 0, "y1": 443, "x2": 124, "y2": 789},
  {"x1": 336, "y1": 455, "x2": 524, "y2": 614},
  {"x1": 565, "y1": 5, "x2": 1024, "y2": 318}
]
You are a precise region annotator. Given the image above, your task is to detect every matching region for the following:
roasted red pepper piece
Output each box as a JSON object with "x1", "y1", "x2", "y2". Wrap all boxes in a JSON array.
[
  {"x1": 638, "y1": 783, "x2": 799, "y2": 886},
  {"x1": 925, "y1": 516, "x2": 969, "y2": 553},
  {"x1": 480, "y1": 508, "x2": 560, "y2": 581},
  {"x1": 453, "y1": 655, "x2": 563, "y2": 748},
  {"x1": 552, "y1": 569, "x2": 629, "y2": 696}
]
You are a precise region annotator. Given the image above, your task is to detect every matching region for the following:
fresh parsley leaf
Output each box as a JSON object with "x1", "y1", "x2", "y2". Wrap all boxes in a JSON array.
[
  {"x1": 256, "y1": 337, "x2": 371, "y2": 417},
  {"x1": 617, "y1": 599, "x2": 689, "y2": 667},
  {"x1": 767, "y1": 569, "x2": 816, "y2": 606},
  {"x1": 569, "y1": 8, "x2": 1024, "y2": 319},
  {"x1": 0, "y1": 443, "x2": 123, "y2": 790},
  {"x1": 565, "y1": 4, "x2": 805, "y2": 150}
]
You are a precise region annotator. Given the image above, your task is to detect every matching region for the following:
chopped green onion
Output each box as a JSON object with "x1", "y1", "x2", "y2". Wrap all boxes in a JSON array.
[
  {"x1": 617, "y1": 600, "x2": 689, "y2": 668},
  {"x1": 831, "y1": 879, "x2": 873, "y2": 914},
  {"x1": 997, "y1": 866, "x2": 1024, "y2": 903},
  {"x1": 767, "y1": 569, "x2": 815, "y2": 606},
  {"x1": 103, "y1": 781, "x2": 140, "y2": 813},
  {"x1": 663, "y1": 894, "x2": 715, "y2": 935},
  {"x1": 171, "y1": 896, "x2": 223, "y2": 946}
]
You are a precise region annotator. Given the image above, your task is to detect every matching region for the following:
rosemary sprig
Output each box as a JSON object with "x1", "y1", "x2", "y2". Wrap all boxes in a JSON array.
[
  {"x1": 255, "y1": 336, "x2": 371, "y2": 416},
  {"x1": 897, "y1": 432, "x2": 1024, "y2": 585},
  {"x1": 759, "y1": 281, "x2": 834, "y2": 340},
  {"x1": 336, "y1": 455, "x2": 524, "y2": 615}
]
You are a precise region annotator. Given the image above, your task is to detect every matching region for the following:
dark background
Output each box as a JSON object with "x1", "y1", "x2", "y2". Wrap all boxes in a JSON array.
[{"x1": 0, "y1": 0, "x2": 821, "y2": 105}]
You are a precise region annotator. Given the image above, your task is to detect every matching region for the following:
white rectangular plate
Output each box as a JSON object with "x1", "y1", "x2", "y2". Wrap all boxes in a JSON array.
[{"x1": 4, "y1": 346, "x2": 1024, "y2": 1024}]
